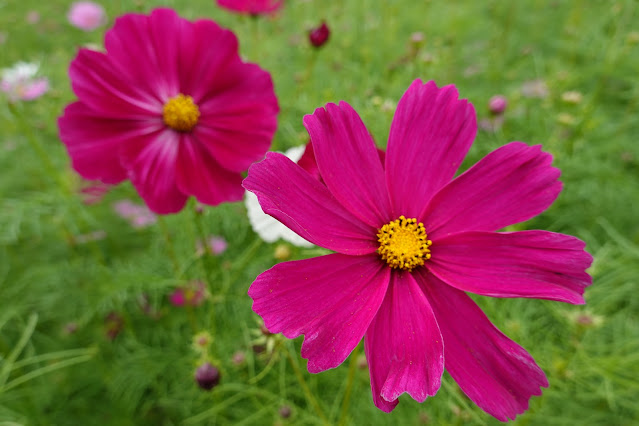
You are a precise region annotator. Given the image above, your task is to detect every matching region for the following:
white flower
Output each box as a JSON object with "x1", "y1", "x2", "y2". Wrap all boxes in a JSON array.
[
  {"x1": 1, "y1": 62, "x2": 49, "y2": 101},
  {"x1": 245, "y1": 146, "x2": 314, "y2": 247}
]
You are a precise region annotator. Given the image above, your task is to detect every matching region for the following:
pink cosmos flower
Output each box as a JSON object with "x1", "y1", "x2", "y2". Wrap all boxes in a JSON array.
[
  {"x1": 216, "y1": 0, "x2": 283, "y2": 15},
  {"x1": 1, "y1": 62, "x2": 49, "y2": 101},
  {"x1": 169, "y1": 280, "x2": 207, "y2": 307},
  {"x1": 195, "y1": 236, "x2": 228, "y2": 256},
  {"x1": 79, "y1": 179, "x2": 112, "y2": 205},
  {"x1": 113, "y1": 200, "x2": 157, "y2": 228},
  {"x1": 67, "y1": 2, "x2": 107, "y2": 31},
  {"x1": 244, "y1": 79, "x2": 593, "y2": 420},
  {"x1": 58, "y1": 8, "x2": 279, "y2": 214}
]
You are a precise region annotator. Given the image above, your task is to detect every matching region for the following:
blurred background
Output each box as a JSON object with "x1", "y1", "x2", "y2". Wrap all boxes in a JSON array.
[{"x1": 1, "y1": 0, "x2": 638, "y2": 424}]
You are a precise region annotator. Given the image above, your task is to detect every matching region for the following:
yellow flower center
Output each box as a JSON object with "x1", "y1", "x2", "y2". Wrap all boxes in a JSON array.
[
  {"x1": 162, "y1": 94, "x2": 200, "y2": 132},
  {"x1": 377, "y1": 216, "x2": 432, "y2": 271}
]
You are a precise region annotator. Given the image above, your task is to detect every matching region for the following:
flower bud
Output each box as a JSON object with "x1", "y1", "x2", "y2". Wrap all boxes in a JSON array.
[
  {"x1": 195, "y1": 362, "x2": 220, "y2": 390},
  {"x1": 232, "y1": 350, "x2": 246, "y2": 366},
  {"x1": 279, "y1": 405, "x2": 292, "y2": 419},
  {"x1": 309, "y1": 21, "x2": 330, "y2": 48},
  {"x1": 488, "y1": 95, "x2": 507, "y2": 115}
]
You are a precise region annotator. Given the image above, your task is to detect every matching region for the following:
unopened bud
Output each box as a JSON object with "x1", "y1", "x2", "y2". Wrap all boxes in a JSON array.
[
  {"x1": 195, "y1": 362, "x2": 220, "y2": 390},
  {"x1": 309, "y1": 21, "x2": 330, "y2": 48},
  {"x1": 488, "y1": 95, "x2": 507, "y2": 115}
]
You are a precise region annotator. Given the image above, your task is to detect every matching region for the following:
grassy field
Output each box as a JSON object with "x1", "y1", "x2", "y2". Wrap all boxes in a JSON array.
[{"x1": 1, "y1": 0, "x2": 639, "y2": 424}]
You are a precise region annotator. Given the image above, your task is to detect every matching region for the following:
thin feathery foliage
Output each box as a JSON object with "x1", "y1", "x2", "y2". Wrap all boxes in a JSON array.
[{"x1": 1, "y1": 0, "x2": 638, "y2": 424}]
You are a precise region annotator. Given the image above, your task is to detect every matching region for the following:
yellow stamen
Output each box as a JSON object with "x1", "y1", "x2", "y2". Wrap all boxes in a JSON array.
[
  {"x1": 377, "y1": 216, "x2": 432, "y2": 271},
  {"x1": 162, "y1": 94, "x2": 200, "y2": 132}
]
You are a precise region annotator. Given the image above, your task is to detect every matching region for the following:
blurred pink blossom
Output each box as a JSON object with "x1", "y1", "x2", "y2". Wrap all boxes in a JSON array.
[
  {"x1": 488, "y1": 95, "x2": 507, "y2": 115},
  {"x1": 196, "y1": 236, "x2": 228, "y2": 256},
  {"x1": 68, "y1": 1, "x2": 107, "y2": 31},
  {"x1": 1, "y1": 62, "x2": 49, "y2": 101},
  {"x1": 80, "y1": 179, "x2": 112, "y2": 205},
  {"x1": 170, "y1": 280, "x2": 208, "y2": 307},
  {"x1": 113, "y1": 200, "x2": 157, "y2": 228},
  {"x1": 26, "y1": 11, "x2": 41, "y2": 24}
]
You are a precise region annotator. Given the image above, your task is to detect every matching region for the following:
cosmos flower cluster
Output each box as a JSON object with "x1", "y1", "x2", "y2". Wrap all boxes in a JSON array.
[{"x1": 54, "y1": 5, "x2": 592, "y2": 421}]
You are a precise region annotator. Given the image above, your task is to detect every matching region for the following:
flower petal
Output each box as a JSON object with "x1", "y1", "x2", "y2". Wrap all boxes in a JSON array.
[
  {"x1": 385, "y1": 79, "x2": 476, "y2": 218},
  {"x1": 422, "y1": 142, "x2": 562, "y2": 235},
  {"x1": 175, "y1": 136, "x2": 244, "y2": 207},
  {"x1": 364, "y1": 271, "x2": 444, "y2": 412},
  {"x1": 103, "y1": 9, "x2": 183, "y2": 102},
  {"x1": 195, "y1": 62, "x2": 278, "y2": 173},
  {"x1": 249, "y1": 254, "x2": 390, "y2": 373},
  {"x1": 428, "y1": 230, "x2": 592, "y2": 304},
  {"x1": 145, "y1": 9, "x2": 182, "y2": 97},
  {"x1": 58, "y1": 102, "x2": 163, "y2": 184},
  {"x1": 243, "y1": 152, "x2": 378, "y2": 255},
  {"x1": 303, "y1": 102, "x2": 391, "y2": 227},
  {"x1": 417, "y1": 272, "x2": 548, "y2": 422},
  {"x1": 69, "y1": 48, "x2": 161, "y2": 117},
  {"x1": 123, "y1": 130, "x2": 188, "y2": 214}
]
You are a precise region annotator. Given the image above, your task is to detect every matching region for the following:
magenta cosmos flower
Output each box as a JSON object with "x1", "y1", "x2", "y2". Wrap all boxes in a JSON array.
[
  {"x1": 244, "y1": 79, "x2": 592, "y2": 420},
  {"x1": 216, "y1": 0, "x2": 283, "y2": 15},
  {"x1": 58, "y1": 8, "x2": 278, "y2": 214}
]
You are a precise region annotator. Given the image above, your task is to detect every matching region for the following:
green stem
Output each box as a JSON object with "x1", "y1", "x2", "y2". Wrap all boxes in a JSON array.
[
  {"x1": 286, "y1": 345, "x2": 328, "y2": 424},
  {"x1": 192, "y1": 205, "x2": 216, "y2": 287},
  {"x1": 337, "y1": 344, "x2": 360, "y2": 426},
  {"x1": 157, "y1": 216, "x2": 180, "y2": 274}
]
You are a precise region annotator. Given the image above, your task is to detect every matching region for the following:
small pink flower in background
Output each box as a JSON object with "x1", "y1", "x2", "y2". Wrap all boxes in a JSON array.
[
  {"x1": 26, "y1": 11, "x2": 41, "y2": 25},
  {"x1": 216, "y1": 0, "x2": 283, "y2": 15},
  {"x1": 244, "y1": 79, "x2": 592, "y2": 420},
  {"x1": 80, "y1": 179, "x2": 112, "y2": 205},
  {"x1": 113, "y1": 200, "x2": 157, "y2": 228},
  {"x1": 309, "y1": 21, "x2": 330, "y2": 48},
  {"x1": 58, "y1": 9, "x2": 279, "y2": 214},
  {"x1": 488, "y1": 95, "x2": 507, "y2": 115},
  {"x1": 195, "y1": 236, "x2": 228, "y2": 256},
  {"x1": 1, "y1": 62, "x2": 49, "y2": 101},
  {"x1": 169, "y1": 280, "x2": 207, "y2": 307},
  {"x1": 68, "y1": 1, "x2": 107, "y2": 31},
  {"x1": 169, "y1": 291, "x2": 185, "y2": 307}
]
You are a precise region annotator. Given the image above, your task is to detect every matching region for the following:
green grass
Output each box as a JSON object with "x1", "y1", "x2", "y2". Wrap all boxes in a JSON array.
[{"x1": 1, "y1": 0, "x2": 639, "y2": 424}]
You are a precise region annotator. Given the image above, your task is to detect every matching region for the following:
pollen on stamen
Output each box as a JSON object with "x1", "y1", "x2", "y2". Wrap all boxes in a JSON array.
[
  {"x1": 163, "y1": 94, "x2": 200, "y2": 132},
  {"x1": 377, "y1": 215, "x2": 432, "y2": 271}
]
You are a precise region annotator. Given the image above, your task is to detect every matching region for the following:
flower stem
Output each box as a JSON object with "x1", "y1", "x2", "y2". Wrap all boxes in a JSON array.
[
  {"x1": 157, "y1": 216, "x2": 180, "y2": 274},
  {"x1": 285, "y1": 344, "x2": 328, "y2": 424},
  {"x1": 192, "y1": 204, "x2": 216, "y2": 288},
  {"x1": 224, "y1": 238, "x2": 262, "y2": 293},
  {"x1": 337, "y1": 344, "x2": 360, "y2": 426}
]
